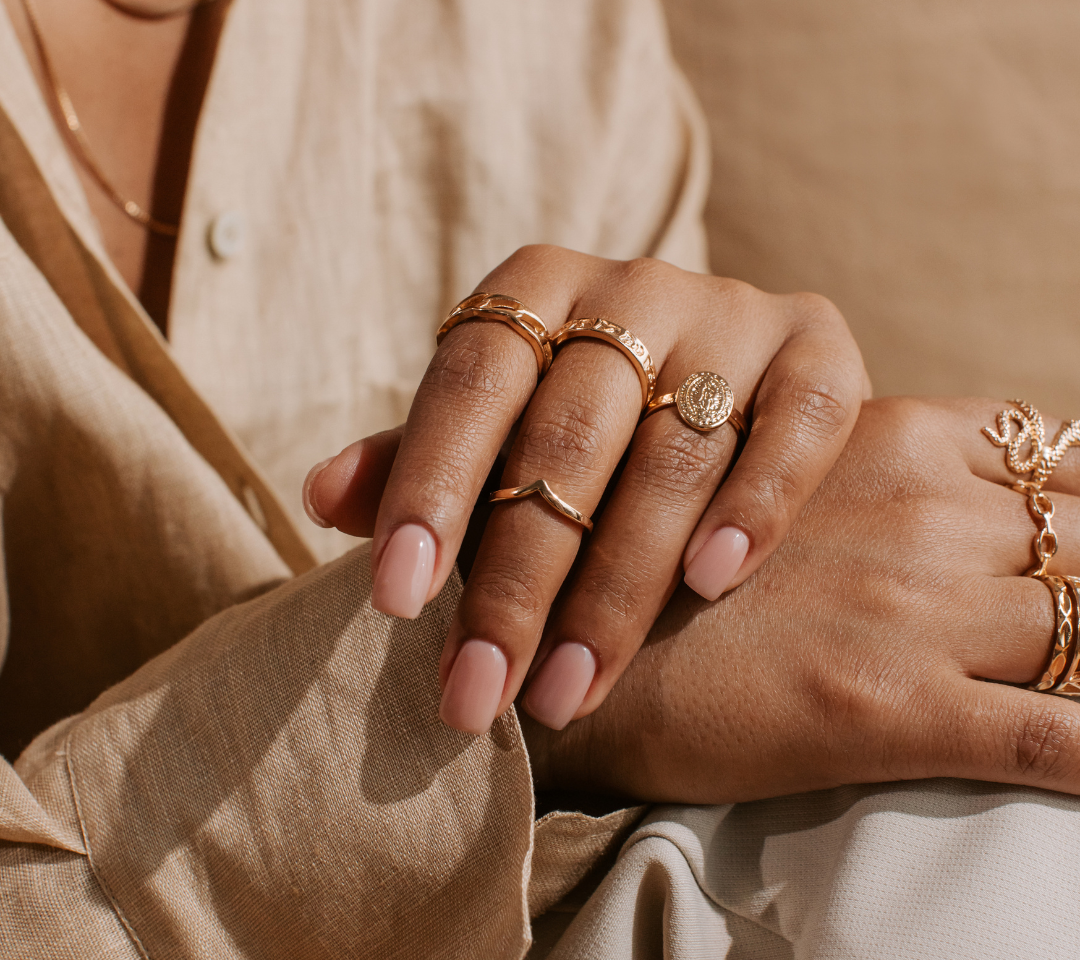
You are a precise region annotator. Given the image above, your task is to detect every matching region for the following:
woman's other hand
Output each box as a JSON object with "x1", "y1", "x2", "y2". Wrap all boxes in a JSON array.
[
  {"x1": 527, "y1": 397, "x2": 1080, "y2": 802},
  {"x1": 304, "y1": 245, "x2": 868, "y2": 733}
]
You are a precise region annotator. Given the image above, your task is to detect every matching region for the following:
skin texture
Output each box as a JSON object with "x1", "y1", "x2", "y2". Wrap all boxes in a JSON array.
[
  {"x1": 2, "y1": 0, "x2": 226, "y2": 330},
  {"x1": 308, "y1": 245, "x2": 870, "y2": 733},
  {"x1": 522, "y1": 397, "x2": 1080, "y2": 802}
]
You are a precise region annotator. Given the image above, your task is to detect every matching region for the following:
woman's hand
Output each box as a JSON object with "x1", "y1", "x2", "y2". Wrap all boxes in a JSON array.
[
  {"x1": 304, "y1": 245, "x2": 868, "y2": 734},
  {"x1": 527, "y1": 397, "x2": 1080, "y2": 802}
]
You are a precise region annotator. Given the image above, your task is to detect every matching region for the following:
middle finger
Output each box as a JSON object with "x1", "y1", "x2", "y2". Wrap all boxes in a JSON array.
[{"x1": 437, "y1": 330, "x2": 653, "y2": 733}]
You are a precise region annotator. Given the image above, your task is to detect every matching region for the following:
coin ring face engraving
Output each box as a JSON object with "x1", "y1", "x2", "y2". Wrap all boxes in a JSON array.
[{"x1": 675, "y1": 372, "x2": 734, "y2": 431}]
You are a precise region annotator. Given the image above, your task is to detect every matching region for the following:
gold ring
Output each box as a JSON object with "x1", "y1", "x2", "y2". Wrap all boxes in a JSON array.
[
  {"x1": 1028, "y1": 573, "x2": 1076, "y2": 692},
  {"x1": 642, "y1": 371, "x2": 748, "y2": 443},
  {"x1": 984, "y1": 400, "x2": 1080, "y2": 576},
  {"x1": 1050, "y1": 576, "x2": 1080, "y2": 696},
  {"x1": 489, "y1": 479, "x2": 593, "y2": 532},
  {"x1": 437, "y1": 293, "x2": 553, "y2": 377},
  {"x1": 550, "y1": 317, "x2": 657, "y2": 408}
]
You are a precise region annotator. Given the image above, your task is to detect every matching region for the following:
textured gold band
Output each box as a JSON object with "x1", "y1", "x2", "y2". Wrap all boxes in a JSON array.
[
  {"x1": 438, "y1": 293, "x2": 553, "y2": 377},
  {"x1": 489, "y1": 479, "x2": 594, "y2": 533},
  {"x1": 550, "y1": 317, "x2": 657, "y2": 408},
  {"x1": 1028, "y1": 573, "x2": 1076, "y2": 692},
  {"x1": 1051, "y1": 576, "x2": 1080, "y2": 696},
  {"x1": 642, "y1": 371, "x2": 748, "y2": 443}
]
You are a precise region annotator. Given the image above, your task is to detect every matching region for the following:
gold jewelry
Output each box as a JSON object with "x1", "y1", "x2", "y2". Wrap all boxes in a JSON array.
[
  {"x1": 1050, "y1": 576, "x2": 1080, "y2": 697},
  {"x1": 489, "y1": 479, "x2": 593, "y2": 533},
  {"x1": 642, "y1": 371, "x2": 748, "y2": 442},
  {"x1": 550, "y1": 317, "x2": 657, "y2": 408},
  {"x1": 984, "y1": 400, "x2": 1080, "y2": 490},
  {"x1": 99, "y1": 0, "x2": 218, "y2": 20},
  {"x1": 437, "y1": 293, "x2": 552, "y2": 378},
  {"x1": 1028, "y1": 574, "x2": 1077, "y2": 692},
  {"x1": 20, "y1": 0, "x2": 180, "y2": 236},
  {"x1": 984, "y1": 400, "x2": 1080, "y2": 576}
]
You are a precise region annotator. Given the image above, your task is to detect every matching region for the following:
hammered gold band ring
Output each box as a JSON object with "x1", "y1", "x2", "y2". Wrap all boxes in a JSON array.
[
  {"x1": 1028, "y1": 574, "x2": 1076, "y2": 692},
  {"x1": 438, "y1": 292, "x2": 553, "y2": 377},
  {"x1": 642, "y1": 371, "x2": 748, "y2": 443},
  {"x1": 550, "y1": 317, "x2": 657, "y2": 409},
  {"x1": 489, "y1": 479, "x2": 594, "y2": 533}
]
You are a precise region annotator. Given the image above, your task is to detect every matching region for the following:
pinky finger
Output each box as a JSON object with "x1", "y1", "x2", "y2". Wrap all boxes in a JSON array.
[{"x1": 919, "y1": 675, "x2": 1080, "y2": 796}]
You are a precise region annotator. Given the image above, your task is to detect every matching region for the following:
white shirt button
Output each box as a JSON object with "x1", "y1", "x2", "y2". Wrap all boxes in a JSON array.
[
  {"x1": 207, "y1": 210, "x2": 246, "y2": 260},
  {"x1": 240, "y1": 483, "x2": 269, "y2": 533}
]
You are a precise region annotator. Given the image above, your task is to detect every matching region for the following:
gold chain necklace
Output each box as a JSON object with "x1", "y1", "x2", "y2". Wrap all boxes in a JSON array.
[
  {"x1": 19, "y1": 0, "x2": 183, "y2": 236},
  {"x1": 99, "y1": 0, "x2": 215, "y2": 22}
]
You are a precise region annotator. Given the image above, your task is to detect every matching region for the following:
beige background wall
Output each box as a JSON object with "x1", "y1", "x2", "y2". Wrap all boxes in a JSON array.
[{"x1": 665, "y1": 0, "x2": 1080, "y2": 416}]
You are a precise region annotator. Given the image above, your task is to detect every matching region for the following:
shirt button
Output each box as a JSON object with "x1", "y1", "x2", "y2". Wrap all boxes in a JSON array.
[
  {"x1": 240, "y1": 483, "x2": 269, "y2": 533},
  {"x1": 207, "y1": 210, "x2": 246, "y2": 260}
]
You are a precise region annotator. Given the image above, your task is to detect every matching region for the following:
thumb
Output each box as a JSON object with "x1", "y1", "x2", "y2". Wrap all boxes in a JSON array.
[{"x1": 302, "y1": 426, "x2": 405, "y2": 538}]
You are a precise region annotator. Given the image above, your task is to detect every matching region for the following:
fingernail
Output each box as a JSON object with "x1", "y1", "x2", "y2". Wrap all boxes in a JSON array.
[
  {"x1": 439, "y1": 640, "x2": 508, "y2": 734},
  {"x1": 684, "y1": 526, "x2": 750, "y2": 601},
  {"x1": 372, "y1": 523, "x2": 436, "y2": 618},
  {"x1": 522, "y1": 643, "x2": 597, "y2": 731},
  {"x1": 302, "y1": 457, "x2": 335, "y2": 527}
]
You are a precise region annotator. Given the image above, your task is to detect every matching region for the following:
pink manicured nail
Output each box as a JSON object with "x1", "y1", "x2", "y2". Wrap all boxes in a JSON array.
[
  {"x1": 302, "y1": 456, "x2": 335, "y2": 527},
  {"x1": 684, "y1": 526, "x2": 750, "y2": 601},
  {"x1": 522, "y1": 643, "x2": 597, "y2": 731},
  {"x1": 439, "y1": 640, "x2": 508, "y2": 734},
  {"x1": 372, "y1": 524, "x2": 436, "y2": 619}
]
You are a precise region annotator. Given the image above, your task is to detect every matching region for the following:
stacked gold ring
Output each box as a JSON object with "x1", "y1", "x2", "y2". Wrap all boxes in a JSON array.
[
  {"x1": 1028, "y1": 574, "x2": 1076, "y2": 692},
  {"x1": 642, "y1": 371, "x2": 748, "y2": 443},
  {"x1": 438, "y1": 292, "x2": 553, "y2": 378},
  {"x1": 550, "y1": 317, "x2": 657, "y2": 408},
  {"x1": 984, "y1": 400, "x2": 1080, "y2": 696}
]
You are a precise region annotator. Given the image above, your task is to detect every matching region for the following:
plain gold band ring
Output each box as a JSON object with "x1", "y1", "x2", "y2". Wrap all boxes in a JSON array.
[
  {"x1": 438, "y1": 292, "x2": 553, "y2": 377},
  {"x1": 550, "y1": 317, "x2": 657, "y2": 408},
  {"x1": 489, "y1": 479, "x2": 594, "y2": 533},
  {"x1": 642, "y1": 371, "x2": 748, "y2": 444}
]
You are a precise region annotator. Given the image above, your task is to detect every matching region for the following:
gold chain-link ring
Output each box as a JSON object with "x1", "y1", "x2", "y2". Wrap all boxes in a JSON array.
[
  {"x1": 642, "y1": 371, "x2": 748, "y2": 443},
  {"x1": 1028, "y1": 574, "x2": 1076, "y2": 692},
  {"x1": 984, "y1": 400, "x2": 1080, "y2": 576},
  {"x1": 550, "y1": 318, "x2": 657, "y2": 409},
  {"x1": 489, "y1": 479, "x2": 594, "y2": 533},
  {"x1": 437, "y1": 293, "x2": 553, "y2": 378}
]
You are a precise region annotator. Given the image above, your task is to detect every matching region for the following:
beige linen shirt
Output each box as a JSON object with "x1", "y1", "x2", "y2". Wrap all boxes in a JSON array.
[{"x1": 0, "y1": 0, "x2": 708, "y2": 956}]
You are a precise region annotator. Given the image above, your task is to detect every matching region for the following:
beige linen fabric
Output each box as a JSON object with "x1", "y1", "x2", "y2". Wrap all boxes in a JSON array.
[
  {"x1": 666, "y1": 0, "x2": 1080, "y2": 416},
  {"x1": 0, "y1": 0, "x2": 708, "y2": 955}
]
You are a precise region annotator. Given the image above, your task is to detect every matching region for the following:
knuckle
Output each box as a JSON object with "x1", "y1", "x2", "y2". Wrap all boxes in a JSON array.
[
  {"x1": 467, "y1": 560, "x2": 549, "y2": 625},
  {"x1": 505, "y1": 243, "x2": 564, "y2": 271},
  {"x1": 573, "y1": 562, "x2": 646, "y2": 630},
  {"x1": 426, "y1": 332, "x2": 518, "y2": 405},
  {"x1": 618, "y1": 256, "x2": 672, "y2": 285},
  {"x1": 1009, "y1": 707, "x2": 1076, "y2": 781},
  {"x1": 631, "y1": 428, "x2": 723, "y2": 499},
  {"x1": 516, "y1": 399, "x2": 610, "y2": 476},
  {"x1": 731, "y1": 457, "x2": 804, "y2": 533},
  {"x1": 789, "y1": 380, "x2": 852, "y2": 437},
  {"x1": 762, "y1": 368, "x2": 852, "y2": 440},
  {"x1": 787, "y1": 290, "x2": 845, "y2": 329}
]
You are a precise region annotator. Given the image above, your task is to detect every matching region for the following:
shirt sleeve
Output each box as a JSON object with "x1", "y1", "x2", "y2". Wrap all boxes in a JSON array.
[
  {"x1": 586, "y1": 0, "x2": 712, "y2": 273},
  {"x1": 0, "y1": 545, "x2": 537, "y2": 959}
]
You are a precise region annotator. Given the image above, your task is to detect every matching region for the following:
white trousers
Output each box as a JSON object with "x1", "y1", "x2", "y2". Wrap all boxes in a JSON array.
[{"x1": 534, "y1": 779, "x2": 1080, "y2": 959}]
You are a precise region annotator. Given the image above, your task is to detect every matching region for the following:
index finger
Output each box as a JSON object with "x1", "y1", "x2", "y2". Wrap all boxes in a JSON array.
[{"x1": 369, "y1": 247, "x2": 592, "y2": 618}]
